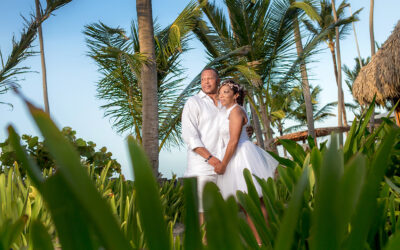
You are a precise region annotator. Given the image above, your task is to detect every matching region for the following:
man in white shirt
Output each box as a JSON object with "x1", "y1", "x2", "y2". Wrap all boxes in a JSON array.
[{"x1": 181, "y1": 68, "x2": 222, "y2": 225}]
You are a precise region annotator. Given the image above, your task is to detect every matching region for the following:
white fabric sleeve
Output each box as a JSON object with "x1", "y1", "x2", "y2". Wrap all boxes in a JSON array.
[{"x1": 181, "y1": 99, "x2": 205, "y2": 150}]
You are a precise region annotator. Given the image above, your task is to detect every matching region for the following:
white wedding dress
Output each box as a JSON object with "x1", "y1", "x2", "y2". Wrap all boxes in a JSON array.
[{"x1": 216, "y1": 104, "x2": 279, "y2": 199}]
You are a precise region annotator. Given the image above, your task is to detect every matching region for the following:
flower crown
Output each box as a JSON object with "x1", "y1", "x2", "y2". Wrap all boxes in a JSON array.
[{"x1": 220, "y1": 80, "x2": 243, "y2": 92}]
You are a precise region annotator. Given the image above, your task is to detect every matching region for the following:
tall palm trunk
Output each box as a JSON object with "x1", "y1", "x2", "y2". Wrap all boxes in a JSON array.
[
  {"x1": 248, "y1": 91, "x2": 264, "y2": 147},
  {"x1": 349, "y1": 4, "x2": 363, "y2": 66},
  {"x1": 35, "y1": 0, "x2": 50, "y2": 115},
  {"x1": 278, "y1": 121, "x2": 287, "y2": 157},
  {"x1": 136, "y1": 0, "x2": 159, "y2": 176},
  {"x1": 369, "y1": 0, "x2": 375, "y2": 131},
  {"x1": 331, "y1": 0, "x2": 344, "y2": 145},
  {"x1": 293, "y1": 16, "x2": 316, "y2": 140},
  {"x1": 328, "y1": 40, "x2": 347, "y2": 126},
  {"x1": 258, "y1": 94, "x2": 275, "y2": 152}
]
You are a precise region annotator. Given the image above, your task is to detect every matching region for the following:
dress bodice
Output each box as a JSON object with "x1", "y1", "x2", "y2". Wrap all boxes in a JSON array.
[{"x1": 218, "y1": 104, "x2": 249, "y2": 151}]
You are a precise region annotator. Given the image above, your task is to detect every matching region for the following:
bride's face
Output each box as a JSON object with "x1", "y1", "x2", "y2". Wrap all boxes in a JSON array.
[{"x1": 218, "y1": 85, "x2": 238, "y2": 107}]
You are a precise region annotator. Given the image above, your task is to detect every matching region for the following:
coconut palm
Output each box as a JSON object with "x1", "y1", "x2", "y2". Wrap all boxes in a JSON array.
[
  {"x1": 35, "y1": 0, "x2": 50, "y2": 116},
  {"x1": 303, "y1": 0, "x2": 361, "y2": 128},
  {"x1": 291, "y1": 0, "x2": 321, "y2": 140},
  {"x1": 136, "y1": 0, "x2": 159, "y2": 174},
  {"x1": 343, "y1": 57, "x2": 370, "y2": 117},
  {"x1": 193, "y1": 0, "x2": 327, "y2": 150},
  {"x1": 284, "y1": 84, "x2": 337, "y2": 133},
  {"x1": 0, "y1": 0, "x2": 71, "y2": 108},
  {"x1": 84, "y1": 2, "x2": 201, "y2": 160}
]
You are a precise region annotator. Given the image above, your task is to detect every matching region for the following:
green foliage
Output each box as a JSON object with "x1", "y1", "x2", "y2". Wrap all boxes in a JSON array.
[
  {"x1": 0, "y1": 127, "x2": 121, "y2": 177},
  {"x1": 0, "y1": 0, "x2": 71, "y2": 107},
  {"x1": 3, "y1": 99, "x2": 400, "y2": 249},
  {"x1": 84, "y1": 1, "x2": 203, "y2": 150}
]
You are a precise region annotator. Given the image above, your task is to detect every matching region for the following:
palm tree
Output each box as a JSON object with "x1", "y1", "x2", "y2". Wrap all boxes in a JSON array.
[
  {"x1": 136, "y1": 0, "x2": 159, "y2": 175},
  {"x1": 193, "y1": 0, "x2": 325, "y2": 151},
  {"x1": 0, "y1": 0, "x2": 71, "y2": 108},
  {"x1": 303, "y1": 0, "x2": 361, "y2": 129},
  {"x1": 291, "y1": 0, "x2": 320, "y2": 140},
  {"x1": 35, "y1": 0, "x2": 50, "y2": 116},
  {"x1": 369, "y1": 0, "x2": 375, "y2": 131},
  {"x1": 343, "y1": 57, "x2": 370, "y2": 117},
  {"x1": 331, "y1": 0, "x2": 344, "y2": 138},
  {"x1": 284, "y1": 84, "x2": 337, "y2": 133},
  {"x1": 85, "y1": 3, "x2": 201, "y2": 157}
]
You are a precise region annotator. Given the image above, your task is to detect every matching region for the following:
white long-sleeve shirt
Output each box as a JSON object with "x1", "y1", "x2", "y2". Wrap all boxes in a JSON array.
[{"x1": 181, "y1": 91, "x2": 222, "y2": 177}]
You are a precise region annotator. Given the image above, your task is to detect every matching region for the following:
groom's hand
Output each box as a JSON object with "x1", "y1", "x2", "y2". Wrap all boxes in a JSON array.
[{"x1": 208, "y1": 156, "x2": 221, "y2": 167}]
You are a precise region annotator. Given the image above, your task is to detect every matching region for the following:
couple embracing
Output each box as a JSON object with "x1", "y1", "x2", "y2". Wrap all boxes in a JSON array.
[{"x1": 181, "y1": 68, "x2": 278, "y2": 244}]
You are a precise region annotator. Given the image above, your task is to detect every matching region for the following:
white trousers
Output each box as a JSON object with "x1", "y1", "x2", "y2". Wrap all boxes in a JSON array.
[{"x1": 197, "y1": 174, "x2": 217, "y2": 213}]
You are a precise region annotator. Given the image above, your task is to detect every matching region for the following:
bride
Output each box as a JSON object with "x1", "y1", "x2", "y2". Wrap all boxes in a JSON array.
[{"x1": 214, "y1": 79, "x2": 278, "y2": 245}]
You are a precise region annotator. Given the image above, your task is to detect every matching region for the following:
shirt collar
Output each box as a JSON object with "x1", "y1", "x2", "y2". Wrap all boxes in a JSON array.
[
  {"x1": 197, "y1": 90, "x2": 207, "y2": 98},
  {"x1": 198, "y1": 90, "x2": 223, "y2": 109}
]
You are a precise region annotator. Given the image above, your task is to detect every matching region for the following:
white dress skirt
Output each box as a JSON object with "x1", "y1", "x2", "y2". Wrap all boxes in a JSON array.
[{"x1": 216, "y1": 104, "x2": 279, "y2": 199}]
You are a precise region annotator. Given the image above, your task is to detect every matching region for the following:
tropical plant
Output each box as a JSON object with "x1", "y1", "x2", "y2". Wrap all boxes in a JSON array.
[
  {"x1": 0, "y1": 127, "x2": 121, "y2": 177},
  {"x1": 303, "y1": 0, "x2": 362, "y2": 128},
  {"x1": 193, "y1": 0, "x2": 337, "y2": 150},
  {"x1": 136, "y1": 0, "x2": 159, "y2": 175},
  {"x1": 35, "y1": 0, "x2": 50, "y2": 115},
  {"x1": 284, "y1": 84, "x2": 337, "y2": 133},
  {"x1": 84, "y1": 1, "x2": 202, "y2": 157},
  {"x1": 0, "y1": 0, "x2": 71, "y2": 108},
  {"x1": 6, "y1": 96, "x2": 400, "y2": 249},
  {"x1": 343, "y1": 56, "x2": 370, "y2": 117}
]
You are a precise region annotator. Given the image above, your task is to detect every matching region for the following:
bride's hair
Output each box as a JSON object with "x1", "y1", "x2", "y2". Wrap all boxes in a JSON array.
[{"x1": 218, "y1": 79, "x2": 245, "y2": 106}]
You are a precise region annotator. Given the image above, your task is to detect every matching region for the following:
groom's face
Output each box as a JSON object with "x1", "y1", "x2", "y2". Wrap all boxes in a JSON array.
[{"x1": 201, "y1": 70, "x2": 219, "y2": 94}]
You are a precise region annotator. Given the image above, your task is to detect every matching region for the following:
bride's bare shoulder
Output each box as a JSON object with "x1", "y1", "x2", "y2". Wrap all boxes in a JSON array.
[{"x1": 229, "y1": 106, "x2": 246, "y2": 119}]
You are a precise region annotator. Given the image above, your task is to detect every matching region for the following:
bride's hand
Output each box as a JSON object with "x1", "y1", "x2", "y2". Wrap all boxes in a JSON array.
[{"x1": 214, "y1": 162, "x2": 226, "y2": 175}]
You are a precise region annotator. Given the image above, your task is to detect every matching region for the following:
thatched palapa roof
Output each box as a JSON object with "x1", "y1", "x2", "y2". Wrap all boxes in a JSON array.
[
  {"x1": 353, "y1": 20, "x2": 400, "y2": 105},
  {"x1": 274, "y1": 126, "x2": 350, "y2": 144}
]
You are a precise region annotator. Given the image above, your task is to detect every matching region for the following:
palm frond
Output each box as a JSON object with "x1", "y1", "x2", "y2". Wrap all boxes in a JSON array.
[{"x1": 0, "y1": 0, "x2": 71, "y2": 93}]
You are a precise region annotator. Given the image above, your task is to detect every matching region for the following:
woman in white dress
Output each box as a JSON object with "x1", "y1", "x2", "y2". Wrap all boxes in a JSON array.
[{"x1": 214, "y1": 79, "x2": 278, "y2": 245}]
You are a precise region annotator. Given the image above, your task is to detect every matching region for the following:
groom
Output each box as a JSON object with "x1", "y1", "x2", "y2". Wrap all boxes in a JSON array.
[{"x1": 181, "y1": 68, "x2": 222, "y2": 225}]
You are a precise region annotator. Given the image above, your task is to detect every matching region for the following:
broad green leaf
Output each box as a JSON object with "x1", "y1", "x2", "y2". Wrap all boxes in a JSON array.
[
  {"x1": 274, "y1": 165, "x2": 309, "y2": 250},
  {"x1": 243, "y1": 168, "x2": 261, "y2": 209},
  {"x1": 337, "y1": 154, "x2": 366, "y2": 243},
  {"x1": 385, "y1": 230, "x2": 400, "y2": 250},
  {"x1": 127, "y1": 137, "x2": 170, "y2": 250},
  {"x1": 10, "y1": 104, "x2": 132, "y2": 250},
  {"x1": 29, "y1": 220, "x2": 54, "y2": 250},
  {"x1": 238, "y1": 217, "x2": 258, "y2": 249},
  {"x1": 203, "y1": 182, "x2": 242, "y2": 250},
  {"x1": 345, "y1": 128, "x2": 400, "y2": 250},
  {"x1": 237, "y1": 191, "x2": 272, "y2": 247},
  {"x1": 310, "y1": 135, "x2": 343, "y2": 250},
  {"x1": 268, "y1": 150, "x2": 298, "y2": 169},
  {"x1": 183, "y1": 178, "x2": 202, "y2": 250},
  {"x1": 278, "y1": 139, "x2": 306, "y2": 166},
  {"x1": 0, "y1": 215, "x2": 27, "y2": 249}
]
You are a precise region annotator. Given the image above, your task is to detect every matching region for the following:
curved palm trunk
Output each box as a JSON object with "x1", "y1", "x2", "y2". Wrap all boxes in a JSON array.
[
  {"x1": 294, "y1": 16, "x2": 316, "y2": 140},
  {"x1": 137, "y1": 0, "x2": 159, "y2": 176},
  {"x1": 35, "y1": 0, "x2": 50, "y2": 116},
  {"x1": 328, "y1": 41, "x2": 348, "y2": 127},
  {"x1": 332, "y1": 0, "x2": 344, "y2": 145},
  {"x1": 369, "y1": 0, "x2": 375, "y2": 131}
]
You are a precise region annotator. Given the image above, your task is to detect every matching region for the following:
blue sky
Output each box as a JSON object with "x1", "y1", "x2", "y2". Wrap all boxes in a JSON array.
[{"x1": 0, "y1": 0, "x2": 399, "y2": 179}]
